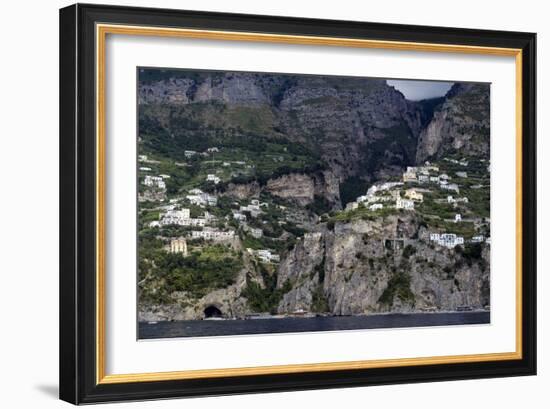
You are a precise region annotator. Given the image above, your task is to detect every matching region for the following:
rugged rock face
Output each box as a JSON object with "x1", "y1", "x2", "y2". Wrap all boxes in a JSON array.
[
  {"x1": 223, "y1": 181, "x2": 261, "y2": 200},
  {"x1": 138, "y1": 251, "x2": 263, "y2": 321},
  {"x1": 275, "y1": 215, "x2": 490, "y2": 315},
  {"x1": 416, "y1": 83, "x2": 490, "y2": 163},
  {"x1": 138, "y1": 70, "x2": 491, "y2": 321},
  {"x1": 265, "y1": 173, "x2": 315, "y2": 205},
  {"x1": 139, "y1": 71, "x2": 435, "y2": 200}
]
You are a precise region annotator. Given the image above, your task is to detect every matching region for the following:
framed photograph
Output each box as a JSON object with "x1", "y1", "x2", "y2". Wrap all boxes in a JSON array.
[{"x1": 59, "y1": 3, "x2": 536, "y2": 404}]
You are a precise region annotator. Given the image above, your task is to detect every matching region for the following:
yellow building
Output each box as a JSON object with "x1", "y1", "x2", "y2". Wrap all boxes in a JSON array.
[
  {"x1": 402, "y1": 171, "x2": 417, "y2": 183},
  {"x1": 405, "y1": 189, "x2": 424, "y2": 202},
  {"x1": 170, "y1": 237, "x2": 188, "y2": 256}
]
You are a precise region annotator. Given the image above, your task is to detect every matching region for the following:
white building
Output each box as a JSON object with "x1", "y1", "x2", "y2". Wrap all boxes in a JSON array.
[
  {"x1": 170, "y1": 238, "x2": 188, "y2": 256},
  {"x1": 188, "y1": 188, "x2": 203, "y2": 195},
  {"x1": 430, "y1": 176, "x2": 440, "y2": 183},
  {"x1": 186, "y1": 192, "x2": 217, "y2": 207},
  {"x1": 143, "y1": 175, "x2": 166, "y2": 189},
  {"x1": 206, "y1": 174, "x2": 221, "y2": 184},
  {"x1": 191, "y1": 228, "x2": 235, "y2": 241},
  {"x1": 240, "y1": 201, "x2": 262, "y2": 217},
  {"x1": 429, "y1": 233, "x2": 465, "y2": 248},
  {"x1": 232, "y1": 211, "x2": 247, "y2": 222},
  {"x1": 159, "y1": 174, "x2": 171, "y2": 179},
  {"x1": 346, "y1": 202, "x2": 359, "y2": 211},
  {"x1": 448, "y1": 195, "x2": 468, "y2": 204},
  {"x1": 184, "y1": 150, "x2": 197, "y2": 158},
  {"x1": 441, "y1": 183, "x2": 459, "y2": 193},
  {"x1": 159, "y1": 209, "x2": 209, "y2": 227},
  {"x1": 249, "y1": 227, "x2": 263, "y2": 239},
  {"x1": 207, "y1": 147, "x2": 219, "y2": 153},
  {"x1": 456, "y1": 171, "x2": 468, "y2": 178},
  {"x1": 138, "y1": 155, "x2": 148, "y2": 162},
  {"x1": 455, "y1": 214, "x2": 462, "y2": 223},
  {"x1": 369, "y1": 203, "x2": 383, "y2": 211},
  {"x1": 472, "y1": 235, "x2": 485, "y2": 243},
  {"x1": 396, "y1": 198, "x2": 415, "y2": 210},
  {"x1": 248, "y1": 249, "x2": 280, "y2": 263},
  {"x1": 418, "y1": 174, "x2": 429, "y2": 183},
  {"x1": 139, "y1": 167, "x2": 152, "y2": 172}
]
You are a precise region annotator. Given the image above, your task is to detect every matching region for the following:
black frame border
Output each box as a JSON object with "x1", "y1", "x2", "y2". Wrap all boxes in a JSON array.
[{"x1": 60, "y1": 3, "x2": 536, "y2": 404}]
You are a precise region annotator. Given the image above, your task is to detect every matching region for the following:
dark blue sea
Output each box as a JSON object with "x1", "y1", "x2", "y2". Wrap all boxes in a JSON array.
[{"x1": 138, "y1": 311, "x2": 490, "y2": 339}]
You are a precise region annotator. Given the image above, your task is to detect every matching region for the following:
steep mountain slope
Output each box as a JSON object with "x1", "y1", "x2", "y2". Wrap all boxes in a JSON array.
[{"x1": 416, "y1": 83, "x2": 490, "y2": 162}]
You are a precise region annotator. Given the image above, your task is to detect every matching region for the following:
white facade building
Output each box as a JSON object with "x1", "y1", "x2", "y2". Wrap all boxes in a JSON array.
[
  {"x1": 441, "y1": 183, "x2": 459, "y2": 193},
  {"x1": 430, "y1": 233, "x2": 465, "y2": 248},
  {"x1": 396, "y1": 198, "x2": 415, "y2": 210},
  {"x1": 232, "y1": 211, "x2": 247, "y2": 222},
  {"x1": 369, "y1": 203, "x2": 383, "y2": 211},
  {"x1": 249, "y1": 249, "x2": 280, "y2": 263},
  {"x1": 206, "y1": 174, "x2": 221, "y2": 184},
  {"x1": 191, "y1": 228, "x2": 235, "y2": 241},
  {"x1": 143, "y1": 175, "x2": 166, "y2": 189}
]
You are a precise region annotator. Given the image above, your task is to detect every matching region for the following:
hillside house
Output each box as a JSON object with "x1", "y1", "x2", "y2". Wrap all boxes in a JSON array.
[
  {"x1": 191, "y1": 228, "x2": 235, "y2": 241},
  {"x1": 170, "y1": 238, "x2": 188, "y2": 256},
  {"x1": 232, "y1": 211, "x2": 247, "y2": 222},
  {"x1": 248, "y1": 249, "x2": 280, "y2": 263},
  {"x1": 430, "y1": 233, "x2": 465, "y2": 248},
  {"x1": 369, "y1": 203, "x2": 383, "y2": 211},
  {"x1": 405, "y1": 189, "x2": 424, "y2": 202},
  {"x1": 455, "y1": 214, "x2": 462, "y2": 223},
  {"x1": 396, "y1": 198, "x2": 415, "y2": 210},
  {"x1": 206, "y1": 174, "x2": 221, "y2": 184},
  {"x1": 403, "y1": 170, "x2": 417, "y2": 183},
  {"x1": 184, "y1": 150, "x2": 197, "y2": 158},
  {"x1": 143, "y1": 175, "x2": 166, "y2": 189},
  {"x1": 441, "y1": 183, "x2": 459, "y2": 193}
]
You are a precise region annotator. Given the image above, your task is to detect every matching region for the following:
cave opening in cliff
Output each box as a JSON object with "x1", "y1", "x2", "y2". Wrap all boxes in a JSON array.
[{"x1": 204, "y1": 305, "x2": 222, "y2": 319}]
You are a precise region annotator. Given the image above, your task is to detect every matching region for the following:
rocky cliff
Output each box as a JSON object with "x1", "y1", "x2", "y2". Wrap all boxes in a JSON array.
[
  {"x1": 415, "y1": 83, "x2": 490, "y2": 163},
  {"x1": 139, "y1": 71, "x2": 489, "y2": 209},
  {"x1": 276, "y1": 215, "x2": 489, "y2": 315}
]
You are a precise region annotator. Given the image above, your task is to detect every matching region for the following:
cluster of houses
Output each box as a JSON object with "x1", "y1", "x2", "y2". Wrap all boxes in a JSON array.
[
  {"x1": 185, "y1": 188, "x2": 218, "y2": 207},
  {"x1": 345, "y1": 182, "x2": 424, "y2": 212},
  {"x1": 340, "y1": 159, "x2": 491, "y2": 250},
  {"x1": 143, "y1": 175, "x2": 167, "y2": 190},
  {"x1": 402, "y1": 163, "x2": 460, "y2": 193}
]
